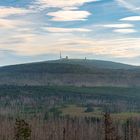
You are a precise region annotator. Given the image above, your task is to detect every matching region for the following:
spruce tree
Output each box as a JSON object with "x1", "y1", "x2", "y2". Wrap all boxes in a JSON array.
[
  {"x1": 104, "y1": 112, "x2": 121, "y2": 140},
  {"x1": 14, "y1": 118, "x2": 31, "y2": 140}
]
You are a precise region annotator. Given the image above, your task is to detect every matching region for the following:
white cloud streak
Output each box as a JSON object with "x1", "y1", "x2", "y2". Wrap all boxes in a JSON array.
[
  {"x1": 116, "y1": 0, "x2": 140, "y2": 12},
  {"x1": 101, "y1": 23, "x2": 136, "y2": 34},
  {"x1": 36, "y1": 0, "x2": 99, "y2": 8},
  {"x1": 44, "y1": 27, "x2": 91, "y2": 33},
  {"x1": 113, "y1": 29, "x2": 137, "y2": 34},
  {"x1": 0, "y1": 6, "x2": 32, "y2": 18},
  {"x1": 47, "y1": 10, "x2": 91, "y2": 21},
  {"x1": 120, "y1": 16, "x2": 140, "y2": 21},
  {"x1": 103, "y1": 24, "x2": 134, "y2": 28}
]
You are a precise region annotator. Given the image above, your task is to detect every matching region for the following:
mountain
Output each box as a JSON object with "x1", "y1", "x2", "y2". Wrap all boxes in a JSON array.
[
  {"x1": 48, "y1": 59, "x2": 138, "y2": 70},
  {"x1": 0, "y1": 59, "x2": 140, "y2": 87}
]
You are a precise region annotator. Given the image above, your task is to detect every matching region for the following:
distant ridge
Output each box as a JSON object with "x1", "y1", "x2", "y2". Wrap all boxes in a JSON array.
[
  {"x1": 0, "y1": 59, "x2": 140, "y2": 87},
  {"x1": 47, "y1": 59, "x2": 138, "y2": 70}
]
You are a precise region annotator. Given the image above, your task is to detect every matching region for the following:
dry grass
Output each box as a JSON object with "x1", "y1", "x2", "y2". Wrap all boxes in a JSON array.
[
  {"x1": 61, "y1": 105, "x2": 102, "y2": 117},
  {"x1": 61, "y1": 105, "x2": 140, "y2": 120}
]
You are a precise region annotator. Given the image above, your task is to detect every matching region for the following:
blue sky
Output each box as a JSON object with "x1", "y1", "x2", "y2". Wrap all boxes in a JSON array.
[{"x1": 0, "y1": 0, "x2": 140, "y2": 66}]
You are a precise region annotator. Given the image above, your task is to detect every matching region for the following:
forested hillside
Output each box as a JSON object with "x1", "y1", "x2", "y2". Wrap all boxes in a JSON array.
[{"x1": 0, "y1": 59, "x2": 140, "y2": 87}]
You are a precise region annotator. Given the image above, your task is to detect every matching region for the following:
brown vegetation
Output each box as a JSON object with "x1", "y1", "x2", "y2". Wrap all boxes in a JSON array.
[{"x1": 0, "y1": 114, "x2": 139, "y2": 140}]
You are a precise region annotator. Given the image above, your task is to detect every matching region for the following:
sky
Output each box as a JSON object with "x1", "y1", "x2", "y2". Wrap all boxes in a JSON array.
[{"x1": 0, "y1": 0, "x2": 140, "y2": 66}]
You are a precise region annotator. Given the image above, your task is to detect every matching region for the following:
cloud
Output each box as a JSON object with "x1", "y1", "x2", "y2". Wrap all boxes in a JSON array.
[
  {"x1": 0, "y1": 6, "x2": 34, "y2": 30},
  {"x1": 47, "y1": 10, "x2": 91, "y2": 21},
  {"x1": 116, "y1": 0, "x2": 140, "y2": 12},
  {"x1": 101, "y1": 23, "x2": 136, "y2": 34},
  {"x1": 0, "y1": 6, "x2": 32, "y2": 18},
  {"x1": 113, "y1": 29, "x2": 137, "y2": 34},
  {"x1": 0, "y1": 19, "x2": 29, "y2": 29},
  {"x1": 18, "y1": 37, "x2": 140, "y2": 58},
  {"x1": 44, "y1": 27, "x2": 91, "y2": 33},
  {"x1": 0, "y1": 0, "x2": 139, "y2": 62},
  {"x1": 35, "y1": 0, "x2": 99, "y2": 8},
  {"x1": 1, "y1": 31, "x2": 140, "y2": 59},
  {"x1": 35, "y1": 0, "x2": 97, "y2": 22},
  {"x1": 103, "y1": 24, "x2": 134, "y2": 28},
  {"x1": 120, "y1": 16, "x2": 140, "y2": 21}
]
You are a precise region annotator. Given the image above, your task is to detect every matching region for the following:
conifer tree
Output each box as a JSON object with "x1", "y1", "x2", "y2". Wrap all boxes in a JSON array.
[
  {"x1": 14, "y1": 118, "x2": 31, "y2": 140},
  {"x1": 104, "y1": 113, "x2": 120, "y2": 140}
]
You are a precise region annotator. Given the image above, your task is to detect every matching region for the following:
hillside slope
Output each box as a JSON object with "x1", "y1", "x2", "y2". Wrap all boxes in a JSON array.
[
  {"x1": 48, "y1": 59, "x2": 138, "y2": 70},
  {"x1": 0, "y1": 59, "x2": 140, "y2": 87}
]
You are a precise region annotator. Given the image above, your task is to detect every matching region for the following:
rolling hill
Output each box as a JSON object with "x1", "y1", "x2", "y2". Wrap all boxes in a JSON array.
[
  {"x1": 0, "y1": 59, "x2": 140, "y2": 87},
  {"x1": 48, "y1": 59, "x2": 139, "y2": 70}
]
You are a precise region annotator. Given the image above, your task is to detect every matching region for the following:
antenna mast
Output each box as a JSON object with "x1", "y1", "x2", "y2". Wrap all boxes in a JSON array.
[{"x1": 60, "y1": 51, "x2": 62, "y2": 59}]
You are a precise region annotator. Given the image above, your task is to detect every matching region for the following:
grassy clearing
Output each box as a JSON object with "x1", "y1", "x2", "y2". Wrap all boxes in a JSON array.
[
  {"x1": 61, "y1": 105, "x2": 140, "y2": 120},
  {"x1": 61, "y1": 105, "x2": 103, "y2": 117},
  {"x1": 111, "y1": 112, "x2": 140, "y2": 120}
]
